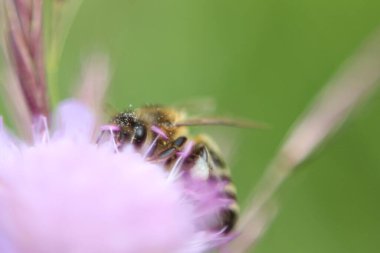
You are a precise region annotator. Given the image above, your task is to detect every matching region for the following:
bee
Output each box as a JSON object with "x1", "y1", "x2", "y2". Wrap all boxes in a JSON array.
[{"x1": 100, "y1": 105, "x2": 262, "y2": 233}]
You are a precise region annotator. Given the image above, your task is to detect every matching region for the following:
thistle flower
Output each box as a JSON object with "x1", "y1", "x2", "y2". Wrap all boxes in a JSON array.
[{"x1": 0, "y1": 100, "x2": 232, "y2": 253}]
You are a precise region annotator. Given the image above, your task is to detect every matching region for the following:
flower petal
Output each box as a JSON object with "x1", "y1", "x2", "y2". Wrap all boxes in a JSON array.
[{"x1": 52, "y1": 99, "x2": 95, "y2": 142}]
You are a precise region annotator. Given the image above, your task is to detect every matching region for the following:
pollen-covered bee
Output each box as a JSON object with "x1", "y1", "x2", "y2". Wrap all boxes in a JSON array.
[{"x1": 100, "y1": 105, "x2": 260, "y2": 233}]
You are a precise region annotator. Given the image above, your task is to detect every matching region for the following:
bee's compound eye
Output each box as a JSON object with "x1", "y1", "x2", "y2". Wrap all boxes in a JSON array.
[{"x1": 133, "y1": 124, "x2": 147, "y2": 145}]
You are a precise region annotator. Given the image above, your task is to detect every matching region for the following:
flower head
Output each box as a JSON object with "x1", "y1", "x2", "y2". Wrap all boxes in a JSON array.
[{"x1": 0, "y1": 101, "x2": 232, "y2": 253}]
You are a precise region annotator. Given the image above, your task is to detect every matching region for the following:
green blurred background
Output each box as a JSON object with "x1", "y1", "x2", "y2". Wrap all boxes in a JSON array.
[{"x1": 3, "y1": 0, "x2": 380, "y2": 252}]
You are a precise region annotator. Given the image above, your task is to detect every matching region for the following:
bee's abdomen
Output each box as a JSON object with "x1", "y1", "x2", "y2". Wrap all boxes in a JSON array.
[{"x1": 181, "y1": 140, "x2": 239, "y2": 234}]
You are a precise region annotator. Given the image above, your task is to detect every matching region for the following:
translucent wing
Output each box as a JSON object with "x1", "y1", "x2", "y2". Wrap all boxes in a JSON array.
[{"x1": 172, "y1": 97, "x2": 217, "y2": 115}]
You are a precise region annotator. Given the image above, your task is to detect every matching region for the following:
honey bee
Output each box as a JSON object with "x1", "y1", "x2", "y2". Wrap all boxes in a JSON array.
[{"x1": 100, "y1": 105, "x2": 261, "y2": 233}]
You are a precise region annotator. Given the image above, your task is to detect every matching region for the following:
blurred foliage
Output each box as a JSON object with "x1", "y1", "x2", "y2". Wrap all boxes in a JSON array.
[{"x1": 2, "y1": 0, "x2": 380, "y2": 252}]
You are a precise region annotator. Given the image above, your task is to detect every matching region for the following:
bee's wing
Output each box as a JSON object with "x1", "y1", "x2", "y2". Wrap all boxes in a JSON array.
[
  {"x1": 175, "y1": 117, "x2": 269, "y2": 129},
  {"x1": 172, "y1": 97, "x2": 217, "y2": 115}
]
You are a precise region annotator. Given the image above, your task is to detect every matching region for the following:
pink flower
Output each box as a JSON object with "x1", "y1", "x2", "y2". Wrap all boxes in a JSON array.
[{"x1": 0, "y1": 101, "x2": 231, "y2": 253}]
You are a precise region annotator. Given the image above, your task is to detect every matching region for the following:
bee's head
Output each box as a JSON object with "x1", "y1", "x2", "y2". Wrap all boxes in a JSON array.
[{"x1": 112, "y1": 111, "x2": 147, "y2": 146}]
